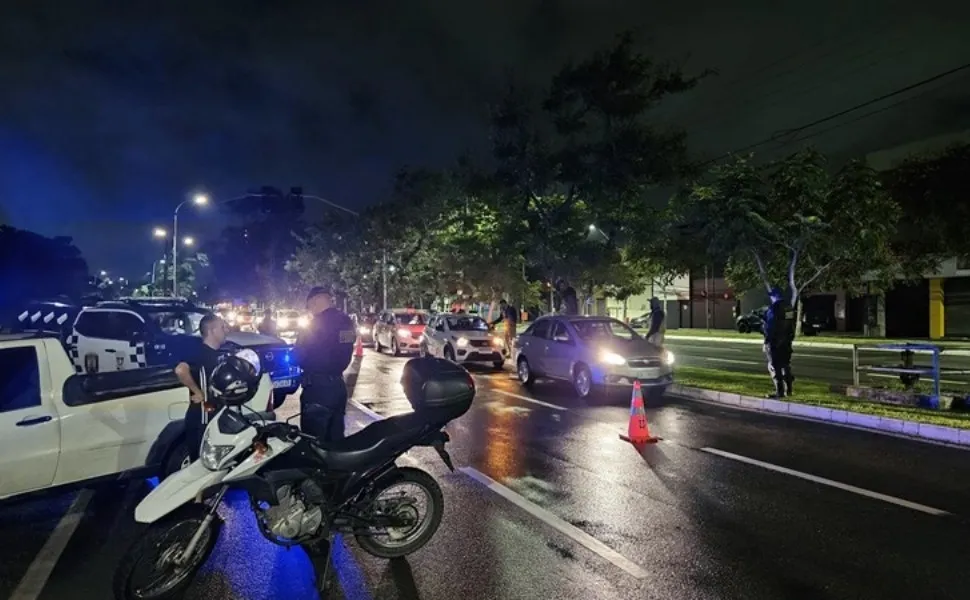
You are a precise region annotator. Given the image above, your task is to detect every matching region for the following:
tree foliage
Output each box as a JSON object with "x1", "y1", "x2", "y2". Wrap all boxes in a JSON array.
[
  {"x1": 883, "y1": 142, "x2": 970, "y2": 274},
  {"x1": 667, "y1": 148, "x2": 901, "y2": 309},
  {"x1": 0, "y1": 226, "x2": 89, "y2": 314}
]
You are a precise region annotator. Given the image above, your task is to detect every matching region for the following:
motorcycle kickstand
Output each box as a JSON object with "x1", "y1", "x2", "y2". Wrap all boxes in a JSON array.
[{"x1": 307, "y1": 532, "x2": 337, "y2": 595}]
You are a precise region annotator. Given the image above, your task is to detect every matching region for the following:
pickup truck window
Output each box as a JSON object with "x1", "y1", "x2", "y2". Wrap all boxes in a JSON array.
[
  {"x1": 75, "y1": 311, "x2": 144, "y2": 340},
  {"x1": 0, "y1": 347, "x2": 41, "y2": 412}
]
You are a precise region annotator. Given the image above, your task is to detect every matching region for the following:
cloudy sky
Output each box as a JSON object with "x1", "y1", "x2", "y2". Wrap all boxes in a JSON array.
[{"x1": 0, "y1": 0, "x2": 968, "y2": 275}]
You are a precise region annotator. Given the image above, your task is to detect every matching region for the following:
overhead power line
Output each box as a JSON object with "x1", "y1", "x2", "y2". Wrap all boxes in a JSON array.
[{"x1": 699, "y1": 61, "x2": 970, "y2": 166}]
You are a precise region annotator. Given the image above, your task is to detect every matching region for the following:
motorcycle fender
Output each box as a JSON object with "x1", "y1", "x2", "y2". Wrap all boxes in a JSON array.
[{"x1": 135, "y1": 462, "x2": 228, "y2": 524}]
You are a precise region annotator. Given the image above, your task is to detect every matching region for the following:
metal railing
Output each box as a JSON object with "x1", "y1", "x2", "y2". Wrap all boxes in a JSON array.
[{"x1": 852, "y1": 343, "x2": 970, "y2": 408}]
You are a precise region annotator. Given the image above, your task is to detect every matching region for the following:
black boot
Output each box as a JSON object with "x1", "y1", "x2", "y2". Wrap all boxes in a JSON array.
[
  {"x1": 766, "y1": 379, "x2": 786, "y2": 399},
  {"x1": 785, "y1": 376, "x2": 794, "y2": 396}
]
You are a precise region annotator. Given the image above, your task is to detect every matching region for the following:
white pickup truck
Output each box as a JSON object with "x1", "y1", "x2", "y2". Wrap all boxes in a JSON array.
[{"x1": 0, "y1": 333, "x2": 274, "y2": 503}]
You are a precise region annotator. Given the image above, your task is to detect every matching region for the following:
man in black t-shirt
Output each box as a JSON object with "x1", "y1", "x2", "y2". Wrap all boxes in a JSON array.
[{"x1": 174, "y1": 313, "x2": 228, "y2": 461}]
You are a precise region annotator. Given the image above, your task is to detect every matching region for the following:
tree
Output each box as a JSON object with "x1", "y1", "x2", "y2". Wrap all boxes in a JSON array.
[
  {"x1": 0, "y1": 226, "x2": 90, "y2": 314},
  {"x1": 883, "y1": 142, "x2": 970, "y2": 274},
  {"x1": 489, "y1": 32, "x2": 707, "y2": 292},
  {"x1": 208, "y1": 186, "x2": 305, "y2": 304},
  {"x1": 668, "y1": 148, "x2": 901, "y2": 331}
]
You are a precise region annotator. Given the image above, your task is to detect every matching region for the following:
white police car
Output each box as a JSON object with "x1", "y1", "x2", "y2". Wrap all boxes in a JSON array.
[{"x1": 65, "y1": 298, "x2": 302, "y2": 408}]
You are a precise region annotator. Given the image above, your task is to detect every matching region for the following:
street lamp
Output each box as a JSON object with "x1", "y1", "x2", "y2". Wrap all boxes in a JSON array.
[
  {"x1": 183, "y1": 236, "x2": 195, "y2": 246},
  {"x1": 172, "y1": 192, "x2": 209, "y2": 296},
  {"x1": 153, "y1": 227, "x2": 167, "y2": 239},
  {"x1": 587, "y1": 224, "x2": 610, "y2": 243},
  {"x1": 99, "y1": 270, "x2": 107, "y2": 277}
]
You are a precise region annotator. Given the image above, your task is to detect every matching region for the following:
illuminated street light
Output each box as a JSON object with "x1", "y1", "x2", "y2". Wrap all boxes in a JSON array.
[
  {"x1": 153, "y1": 227, "x2": 167, "y2": 238},
  {"x1": 99, "y1": 270, "x2": 107, "y2": 276},
  {"x1": 193, "y1": 193, "x2": 208, "y2": 205},
  {"x1": 183, "y1": 236, "x2": 195, "y2": 246}
]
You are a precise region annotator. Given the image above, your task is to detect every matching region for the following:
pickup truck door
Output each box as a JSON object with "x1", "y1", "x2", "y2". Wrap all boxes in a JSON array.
[{"x1": 0, "y1": 342, "x2": 60, "y2": 499}]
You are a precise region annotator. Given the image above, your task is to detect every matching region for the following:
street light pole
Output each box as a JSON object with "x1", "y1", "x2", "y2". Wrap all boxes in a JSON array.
[
  {"x1": 172, "y1": 193, "x2": 209, "y2": 297},
  {"x1": 382, "y1": 250, "x2": 388, "y2": 310}
]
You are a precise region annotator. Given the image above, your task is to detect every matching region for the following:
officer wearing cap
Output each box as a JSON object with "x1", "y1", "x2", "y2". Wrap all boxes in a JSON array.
[
  {"x1": 294, "y1": 285, "x2": 356, "y2": 442},
  {"x1": 763, "y1": 286, "x2": 796, "y2": 398}
]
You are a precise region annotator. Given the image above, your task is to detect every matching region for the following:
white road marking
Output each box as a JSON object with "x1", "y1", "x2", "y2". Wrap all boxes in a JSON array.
[
  {"x1": 488, "y1": 389, "x2": 568, "y2": 411},
  {"x1": 348, "y1": 398, "x2": 384, "y2": 421},
  {"x1": 458, "y1": 467, "x2": 648, "y2": 579},
  {"x1": 10, "y1": 489, "x2": 95, "y2": 600},
  {"x1": 700, "y1": 448, "x2": 950, "y2": 516}
]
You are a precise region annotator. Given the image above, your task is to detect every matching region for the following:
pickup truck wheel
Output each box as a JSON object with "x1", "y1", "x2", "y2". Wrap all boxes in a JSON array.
[
  {"x1": 163, "y1": 441, "x2": 191, "y2": 478},
  {"x1": 113, "y1": 504, "x2": 221, "y2": 600}
]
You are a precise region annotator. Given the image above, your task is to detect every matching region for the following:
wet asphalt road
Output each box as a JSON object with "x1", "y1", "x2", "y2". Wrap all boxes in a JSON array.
[
  {"x1": 3, "y1": 350, "x2": 969, "y2": 600},
  {"x1": 665, "y1": 336, "x2": 970, "y2": 388}
]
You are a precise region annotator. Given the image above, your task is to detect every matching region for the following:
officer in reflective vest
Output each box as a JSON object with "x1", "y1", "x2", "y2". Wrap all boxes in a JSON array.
[
  {"x1": 763, "y1": 286, "x2": 796, "y2": 398},
  {"x1": 294, "y1": 286, "x2": 356, "y2": 441}
]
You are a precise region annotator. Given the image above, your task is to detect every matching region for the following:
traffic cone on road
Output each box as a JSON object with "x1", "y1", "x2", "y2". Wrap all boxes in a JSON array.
[
  {"x1": 354, "y1": 336, "x2": 364, "y2": 358},
  {"x1": 620, "y1": 380, "x2": 660, "y2": 445}
]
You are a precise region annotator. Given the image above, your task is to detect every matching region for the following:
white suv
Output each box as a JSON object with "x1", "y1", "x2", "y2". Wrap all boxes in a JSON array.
[{"x1": 420, "y1": 313, "x2": 506, "y2": 369}]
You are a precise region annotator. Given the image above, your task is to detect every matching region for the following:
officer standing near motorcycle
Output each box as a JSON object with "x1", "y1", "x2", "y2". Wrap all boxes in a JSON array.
[
  {"x1": 763, "y1": 286, "x2": 796, "y2": 398},
  {"x1": 295, "y1": 286, "x2": 356, "y2": 442}
]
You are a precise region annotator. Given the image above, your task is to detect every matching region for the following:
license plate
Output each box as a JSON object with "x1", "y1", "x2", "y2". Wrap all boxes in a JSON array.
[{"x1": 272, "y1": 378, "x2": 294, "y2": 389}]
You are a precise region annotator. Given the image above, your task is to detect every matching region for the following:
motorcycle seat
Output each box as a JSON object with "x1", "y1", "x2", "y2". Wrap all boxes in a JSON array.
[{"x1": 312, "y1": 412, "x2": 430, "y2": 471}]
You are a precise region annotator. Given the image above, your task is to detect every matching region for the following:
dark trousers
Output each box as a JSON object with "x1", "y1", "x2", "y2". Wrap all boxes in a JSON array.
[
  {"x1": 301, "y1": 378, "x2": 347, "y2": 443},
  {"x1": 764, "y1": 343, "x2": 794, "y2": 396},
  {"x1": 185, "y1": 409, "x2": 205, "y2": 462}
]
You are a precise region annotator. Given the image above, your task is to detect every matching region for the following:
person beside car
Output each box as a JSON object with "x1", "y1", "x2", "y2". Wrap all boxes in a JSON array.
[{"x1": 174, "y1": 313, "x2": 228, "y2": 462}]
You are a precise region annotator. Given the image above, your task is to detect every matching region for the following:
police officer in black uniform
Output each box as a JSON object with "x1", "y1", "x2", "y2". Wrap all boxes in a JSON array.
[
  {"x1": 294, "y1": 286, "x2": 356, "y2": 442},
  {"x1": 763, "y1": 286, "x2": 796, "y2": 398}
]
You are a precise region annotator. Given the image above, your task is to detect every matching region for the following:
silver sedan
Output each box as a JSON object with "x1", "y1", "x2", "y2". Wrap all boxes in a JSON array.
[{"x1": 513, "y1": 315, "x2": 674, "y2": 399}]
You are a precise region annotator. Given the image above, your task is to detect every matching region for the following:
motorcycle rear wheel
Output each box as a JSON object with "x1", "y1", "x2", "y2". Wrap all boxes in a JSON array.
[
  {"x1": 355, "y1": 467, "x2": 444, "y2": 559},
  {"x1": 113, "y1": 505, "x2": 221, "y2": 600}
]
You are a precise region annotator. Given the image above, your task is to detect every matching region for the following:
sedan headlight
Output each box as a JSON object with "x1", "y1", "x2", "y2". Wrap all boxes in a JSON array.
[
  {"x1": 276, "y1": 317, "x2": 291, "y2": 329},
  {"x1": 600, "y1": 351, "x2": 626, "y2": 366},
  {"x1": 455, "y1": 336, "x2": 469, "y2": 348},
  {"x1": 226, "y1": 311, "x2": 237, "y2": 322},
  {"x1": 358, "y1": 326, "x2": 371, "y2": 335},
  {"x1": 397, "y1": 328, "x2": 411, "y2": 338},
  {"x1": 200, "y1": 431, "x2": 235, "y2": 471},
  {"x1": 298, "y1": 316, "x2": 309, "y2": 328},
  {"x1": 664, "y1": 350, "x2": 675, "y2": 365},
  {"x1": 491, "y1": 336, "x2": 504, "y2": 347}
]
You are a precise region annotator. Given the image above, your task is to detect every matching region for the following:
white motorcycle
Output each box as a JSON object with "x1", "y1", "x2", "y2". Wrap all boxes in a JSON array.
[{"x1": 113, "y1": 354, "x2": 474, "y2": 600}]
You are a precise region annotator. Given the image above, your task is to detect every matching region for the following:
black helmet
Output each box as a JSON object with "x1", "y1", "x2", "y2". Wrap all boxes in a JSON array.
[{"x1": 208, "y1": 351, "x2": 261, "y2": 406}]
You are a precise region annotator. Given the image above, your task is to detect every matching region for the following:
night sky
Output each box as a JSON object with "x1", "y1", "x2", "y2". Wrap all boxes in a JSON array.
[{"x1": 1, "y1": 1, "x2": 968, "y2": 277}]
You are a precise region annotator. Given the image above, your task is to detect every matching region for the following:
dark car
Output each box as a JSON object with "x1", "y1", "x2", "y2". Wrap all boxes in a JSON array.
[{"x1": 736, "y1": 308, "x2": 767, "y2": 334}]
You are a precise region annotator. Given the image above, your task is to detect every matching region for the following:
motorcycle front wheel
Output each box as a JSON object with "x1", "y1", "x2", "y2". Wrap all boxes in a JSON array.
[
  {"x1": 355, "y1": 467, "x2": 444, "y2": 559},
  {"x1": 113, "y1": 505, "x2": 221, "y2": 600}
]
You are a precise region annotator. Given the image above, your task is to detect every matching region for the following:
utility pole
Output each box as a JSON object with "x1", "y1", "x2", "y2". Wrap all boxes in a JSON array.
[{"x1": 382, "y1": 250, "x2": 388, "y2": 310}]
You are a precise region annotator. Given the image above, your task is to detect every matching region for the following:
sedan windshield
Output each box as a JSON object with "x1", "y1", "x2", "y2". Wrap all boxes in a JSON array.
[
  {"x1": 446, "y1": 315, "x2": 488, "y2": 331},
  {"x1": 570, "y1": 319, "x2": 639, "y2": 341}
]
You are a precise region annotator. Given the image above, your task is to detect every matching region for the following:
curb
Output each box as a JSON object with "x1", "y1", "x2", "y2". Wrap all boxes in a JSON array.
[
  {"x1": 669, "y1": 384, "x2": 970, "y2": 448},
  {"x1": 664, "y1": 334, "x2": 970, "y2": 357}
]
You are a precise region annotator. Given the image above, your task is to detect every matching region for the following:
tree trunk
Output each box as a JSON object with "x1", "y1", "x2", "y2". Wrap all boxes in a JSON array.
[{"x1": 794, "y1": 295, "x2": 804, "y2": 338}]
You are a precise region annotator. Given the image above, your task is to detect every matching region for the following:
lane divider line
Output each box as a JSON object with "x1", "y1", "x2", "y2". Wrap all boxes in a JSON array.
[
  {"x1": 349, "y1": 399, "x2": 384, "y2": 422},
  {"x1": 10, "y1": 489, "x2": 95, "y2": 600},
  {"x1": 459, "y1": 466, "x2": 648, "y2": 579},
  {"x1": 700, "y1": 447, "x2": 951, "y2": 517},
  {"x1": 487, "y1": 389, "x2": 568, "y2": 411}
]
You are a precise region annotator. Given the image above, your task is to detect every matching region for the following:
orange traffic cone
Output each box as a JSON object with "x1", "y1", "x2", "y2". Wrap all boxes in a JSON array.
[
  {"x1": 619, "y1": 380, "x2": 660, "y2": 445},
  {"x1": 354, "y1": 336, "x2": 364, "y2": 357}
]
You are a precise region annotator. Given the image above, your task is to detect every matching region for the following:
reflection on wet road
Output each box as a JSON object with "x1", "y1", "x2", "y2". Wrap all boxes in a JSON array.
[{"x1": 5, "y1": 349, "x2": 969, "y2": 600}]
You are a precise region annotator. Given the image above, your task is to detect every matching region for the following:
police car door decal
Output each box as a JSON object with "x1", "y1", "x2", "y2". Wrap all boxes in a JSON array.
[{"x1": 71, "y1": 309, "x2": 148, "y2": 373}]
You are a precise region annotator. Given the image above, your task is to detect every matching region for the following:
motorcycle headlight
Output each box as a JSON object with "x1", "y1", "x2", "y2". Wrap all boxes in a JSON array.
[
  {"x1": 600, "y1": 351, "x2": 626, "y2": 366},
  {"x1": 664, "y1": 350, "x2": 675, "y2": 365},
  {"x1": 397, "y1": 328, "x2": 411, "y2": 338},
  {"x1": 200, "y1": 430, "x2": 235, "y2": 471},
  {"x1": 455, "y1": 336, "x2": 469, "y2": 348}
]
